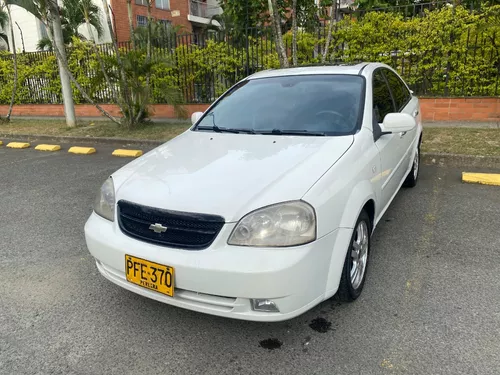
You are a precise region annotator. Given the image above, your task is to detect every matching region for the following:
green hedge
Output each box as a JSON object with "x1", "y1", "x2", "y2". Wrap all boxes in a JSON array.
[{"x1": 0, "y1": 5, "x2": 498, "y2": 105}]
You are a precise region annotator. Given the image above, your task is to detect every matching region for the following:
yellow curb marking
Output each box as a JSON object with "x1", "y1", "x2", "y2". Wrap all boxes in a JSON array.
[
  {"x1": 0, "y1": 141, "x2": 3, "y2": 146},
  {"x1": 462, "y1": 172, "x2": 500, "y2": 186},
  {"x1": 6, "y1": 142, "x2": 30, "y2": 149},
  {"x1": 112, "y1": 149, "x2": 143, "y2": 158},
  {"x1": 68, "y1": 146, "x2": 96, "y2": 155},
  {"x1": 35, "y1": 144, "x2": 61, "y2": 152}
]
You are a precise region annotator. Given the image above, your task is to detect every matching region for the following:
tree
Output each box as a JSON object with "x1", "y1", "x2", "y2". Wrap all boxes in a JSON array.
[
  {"x1": 291, "y1": 0, "x2": 298, "y2": 65},
  {"x1": 0, "y1": 1, "x2": 17, "y2": 121},
  {"x1": 222, "y1": 0, "x2": 318, "y2": 32},
  {"x1": 221, "y1": 0, "x2": 269, "y2": 33},
  {"x1": 77, "y1": 0, "x2": 184, "y2": 127},
  {"x1": 322, "y1": 0, "x2": 337, "y2": 63},
  {"x1": 268, "y1": 0, "x2": 289, "y2": 67},
  {"x1": 36, "y1": 0, "x2": 103, "y2": 50},
  {"x1": 9, "y1": 0, "x2": 76, "y2": 127}
]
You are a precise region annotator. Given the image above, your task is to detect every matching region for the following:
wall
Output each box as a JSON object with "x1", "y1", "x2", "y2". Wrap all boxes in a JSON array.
[
  {"x1": 420, "y1": 98, "x2": 500, "y2": 122},
  {"x1": 6, "y1": 1, "x2": 112, "y2": 53},
  {"x1": 0, "y1": 98, "x2": 498, "y2": 121},
  {"x1": 0, "y1": 103, "x2": 209, "y2": 118}
]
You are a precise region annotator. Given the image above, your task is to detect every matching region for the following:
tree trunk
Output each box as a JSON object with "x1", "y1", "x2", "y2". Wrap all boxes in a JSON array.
[
  {"x1": 291, "y1": 0, "x2": 298, "y2": 66},
  {"x1": 134, "y1": 0, "x2": 153, "y2": 123},
  {"x1": 322, "y1": 0, "x2": 337, "y2": 64},
  {"x1": 49, "y1": 4, "x2": 76, "y2": 127},
  {"x1": 268, "y1": 0, "x2": 288, "y2": 68},
  {"x1": 5, "y1": 3, "x2": 17, "y2": 121},
  {"x1": 127, "y1": 0, "x2": 135, "y2": 49}
]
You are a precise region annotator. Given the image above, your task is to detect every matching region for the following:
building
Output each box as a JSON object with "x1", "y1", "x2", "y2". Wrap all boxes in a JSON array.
[
  {"x1": 5, "y1": 0, "x2": 222, "y2": 52},
  {"x1": 112, "y1": 0, "x2": 222, "y2": 42}
]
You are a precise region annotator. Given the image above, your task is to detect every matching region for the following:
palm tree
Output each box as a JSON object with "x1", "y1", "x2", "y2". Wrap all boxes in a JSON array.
[
  {"x1": 37, "y1": 0, "x2": 103, "y2": 50},
  {"x1": 0, "y1": 0, "x2": 17, "y2": 121},
  {"x1": 9, "y1": 0, "x2": 76, "y2": 126}
]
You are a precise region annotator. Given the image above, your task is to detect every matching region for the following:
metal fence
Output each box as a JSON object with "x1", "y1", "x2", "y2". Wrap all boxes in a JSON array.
[{"x1": 0, "y1": 3, "x2": 498, "y2": 105}]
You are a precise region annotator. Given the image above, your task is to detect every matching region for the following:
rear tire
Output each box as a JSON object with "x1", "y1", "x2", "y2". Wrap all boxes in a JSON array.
[
  {"x1": 403, "y1": 144, "x2": 420, "y2": 188},
  {"x1": 337, "y1": 210, "x2": 371, "y2": 302}
]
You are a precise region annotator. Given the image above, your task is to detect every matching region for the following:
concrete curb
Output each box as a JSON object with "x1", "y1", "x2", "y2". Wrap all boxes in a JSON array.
[
  {"x1": 0, "y1": 133, "x2": 164, "y2": 146},
  {"x1": 462, "y1": 172, "x2": 500, "y2": 186},
  {"x1": 422, "y1": 153, "x2": 500, "y2": 169}
]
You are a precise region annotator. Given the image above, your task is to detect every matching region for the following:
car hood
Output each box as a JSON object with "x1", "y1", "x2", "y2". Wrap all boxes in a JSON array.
[{"x1": 113, "y1": 130, "x2": 353, "y2": 222}]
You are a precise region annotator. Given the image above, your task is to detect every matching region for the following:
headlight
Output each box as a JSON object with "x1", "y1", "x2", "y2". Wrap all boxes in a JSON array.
[
  {"x1": 228, "y1": 201, "x2": 316, "y2": 247},
  {"x1": 94, "y1": 177, "x2": 115, "y2": 221}
]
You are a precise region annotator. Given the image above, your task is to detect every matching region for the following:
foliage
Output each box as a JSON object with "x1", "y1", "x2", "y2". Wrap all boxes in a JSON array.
[
  {"x1": 36, "y1": 0, "x2": 103, "y2": 50},
  {"x1": 221, "y1": 0, "x2": 319, "y2": 34},
  {"x1": 0, "y1": 50, "x2": 60, "y2": 104},
  {"x1": 0, "y1": 5, "x2": 498, "y2": 106}
]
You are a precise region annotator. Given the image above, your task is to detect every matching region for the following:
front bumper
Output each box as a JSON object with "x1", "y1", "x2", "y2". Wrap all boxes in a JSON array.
[{"x1": 84, "y1": 212, "x2": 340, "y2": 322}]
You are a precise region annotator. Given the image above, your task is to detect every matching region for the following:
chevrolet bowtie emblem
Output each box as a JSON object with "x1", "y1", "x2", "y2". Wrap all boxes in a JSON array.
[{"x1": 149, "y1": 223, "x2": 168, "y2": 233}]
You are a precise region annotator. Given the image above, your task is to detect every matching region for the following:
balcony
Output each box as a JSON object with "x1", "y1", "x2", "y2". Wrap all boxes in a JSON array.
[{"x1": 188, "y1": 0, "x2": 222, "y2": 25}]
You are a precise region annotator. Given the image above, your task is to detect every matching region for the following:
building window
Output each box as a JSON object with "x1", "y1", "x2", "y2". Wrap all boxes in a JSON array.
[
  {"x1": 155, "y1": 0, "x2": 170, "y2": 10},
  {"x1": 136, "y1": 15, "x2": 148, "y2": 27},
  {"x1": 159, "y1": 19, "x2": 172, "y2": 27},
  {"x1": 135, "y1": 0, "x2": 147, "y2": 6}
]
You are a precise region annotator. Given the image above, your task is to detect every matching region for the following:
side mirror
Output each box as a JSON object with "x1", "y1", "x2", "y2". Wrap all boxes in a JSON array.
[
  {"x1": 380, "y1": 113, "x2": 416, "y2": 134},
  {"x1": 191, "y1": 111, "x2": 203, "y2": 125}
]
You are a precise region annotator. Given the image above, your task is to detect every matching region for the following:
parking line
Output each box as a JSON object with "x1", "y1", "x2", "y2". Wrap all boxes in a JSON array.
[
  {"x1": 68, "y1": 146, "x2": 96, "y2": 155},
  {"x1": 0, "y1": 140, "x2": 3, "y2": 146},
  {"x1": 35, "y1": 144, "x2": 61, "y2": 152},
  {"x1": 462, "y1": 172, "x2": 500, "y2": 186},
  {"x1": 6, "y1": 142, "x2": 30, "y2": 149},
  {"x1": 112, "y1": 149, "x2": 143, "y2": 158}
]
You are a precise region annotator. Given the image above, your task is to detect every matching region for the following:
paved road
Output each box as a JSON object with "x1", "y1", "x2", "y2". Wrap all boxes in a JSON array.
[{"x1": 1, "y1": 143, "x2": 499, "y2": 375}]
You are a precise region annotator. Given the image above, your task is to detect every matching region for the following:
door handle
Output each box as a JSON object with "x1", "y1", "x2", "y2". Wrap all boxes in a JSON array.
[
  {"x1": 413, "y1": 110, "x2": 419, "y2": 117},
  {"x1": 400, "y1": 131, "x2": 407, "y2": 138}
]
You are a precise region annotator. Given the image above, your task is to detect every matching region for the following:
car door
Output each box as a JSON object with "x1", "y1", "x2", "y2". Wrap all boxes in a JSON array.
[
  {"x1": 383, "y1": 69, "x2": 419, "y2": 175},
  {"x1": 371, "y1": 69, "x2": 408, "y2": 213}
]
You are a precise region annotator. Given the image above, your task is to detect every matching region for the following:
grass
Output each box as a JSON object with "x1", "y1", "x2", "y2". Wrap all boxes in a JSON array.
[
  {"x1": 1, "y1": 119, "x2": 499, "y2": 157},
  {"x1": 422, "y1": 127, "x2": 500, "y2": 157},
  {"x1": 0, "y1": 119, "x2": 191, "y2": 141}
]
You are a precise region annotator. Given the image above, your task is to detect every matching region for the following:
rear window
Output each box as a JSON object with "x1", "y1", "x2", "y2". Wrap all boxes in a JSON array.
[{"x1": 195, "y1": 75, "x2": 365, "y2": 136}]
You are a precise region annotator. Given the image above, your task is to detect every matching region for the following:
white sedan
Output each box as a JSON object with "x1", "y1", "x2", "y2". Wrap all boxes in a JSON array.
[{"x1": 85, "y1": 63, "x2": 422, "y2": 322}]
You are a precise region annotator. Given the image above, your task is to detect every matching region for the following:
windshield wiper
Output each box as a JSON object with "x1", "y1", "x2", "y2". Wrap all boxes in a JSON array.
[
  {"x1": 197, "y1": 125, "x2": 258, "y2": 134},
  {"x1": 259, "y1": 129, "x2": 326, "y2": 136},
  {"x1": 197, "y1": 111, "x2": 257, "y2": 134},
  {"x1": 197, "y1": 125, "x2": 240, "y2": 133}
]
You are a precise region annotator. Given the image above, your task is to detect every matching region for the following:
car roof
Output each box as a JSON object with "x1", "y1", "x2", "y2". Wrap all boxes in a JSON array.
[{"x1": 247, "y1": 63, "x2": 374, "y2": 80}]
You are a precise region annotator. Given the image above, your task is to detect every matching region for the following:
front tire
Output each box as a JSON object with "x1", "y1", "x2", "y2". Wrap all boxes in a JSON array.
[
  {"x1": 403, "y1": 144, "x2": 420, "y2": 188},
  {"x1": 337, "y1": 210, "x2": 371, "y2": 302}
]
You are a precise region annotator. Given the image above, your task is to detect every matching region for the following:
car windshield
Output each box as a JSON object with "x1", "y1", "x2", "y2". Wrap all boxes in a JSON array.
[{"x1": 195, "y1": 74, "x2": 365, "y2": 136}]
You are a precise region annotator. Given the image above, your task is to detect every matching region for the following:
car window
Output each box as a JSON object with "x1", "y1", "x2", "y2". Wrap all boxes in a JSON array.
[
  {"x1": 384, "y1": 69, "x2": 411, "y2": 111},
  {"x1": 372, "y1": 70, "x2": 394, "y2": 123},
  {"x1": 195, "y1": 75, "x2": 365, "y2": 136}
]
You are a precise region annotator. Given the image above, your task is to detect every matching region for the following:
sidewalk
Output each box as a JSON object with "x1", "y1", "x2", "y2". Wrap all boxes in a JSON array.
[{"x1": 423, "y1": 121, "x2": 499, "y2": 128}]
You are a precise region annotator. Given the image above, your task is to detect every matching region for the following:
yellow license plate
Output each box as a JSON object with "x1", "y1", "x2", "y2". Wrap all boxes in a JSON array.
[{"x1": 125, "y1": 255, "x2": 174, "y2": 297}]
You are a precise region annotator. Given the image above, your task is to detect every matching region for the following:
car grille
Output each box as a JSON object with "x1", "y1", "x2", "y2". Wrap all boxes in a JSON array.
[{"x1": 117, "y1": 200, "x2": 225, "y2": 250}]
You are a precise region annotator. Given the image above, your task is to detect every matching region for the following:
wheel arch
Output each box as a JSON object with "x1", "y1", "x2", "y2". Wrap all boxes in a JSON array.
[{"x1": 324, "y1": 180, "x2": 377, "y2": 296}]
